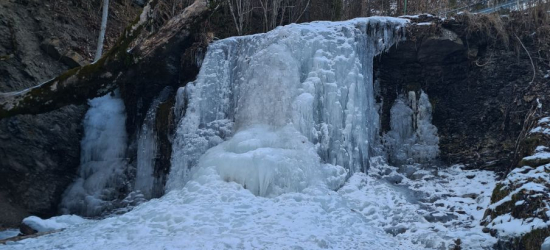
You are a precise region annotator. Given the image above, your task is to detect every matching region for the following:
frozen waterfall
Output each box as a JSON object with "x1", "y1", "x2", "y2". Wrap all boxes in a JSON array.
[
  {"x1": 60, "y1": 92, "x2": 128, "y2": 217},
  {"x1": 168, "y1": 18, "x2": 407, "y2": 194},
  {"x1": 133, "y1": 87, "x2": 172, "y2": 199},
  {"x1": 6, "y1": 17, "x2": 500, "y2": 250},
  {"x1": 383, "y1": 91, "x2": 439, "y2": 165}
]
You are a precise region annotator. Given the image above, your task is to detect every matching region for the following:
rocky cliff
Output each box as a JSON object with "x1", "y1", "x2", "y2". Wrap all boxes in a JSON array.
[
  {"x1": 376, "y1": 14, "x2": 550, "y2": 173},
  {"x1": 0, "y1": 0, "x2": 139, "y2": 229}
]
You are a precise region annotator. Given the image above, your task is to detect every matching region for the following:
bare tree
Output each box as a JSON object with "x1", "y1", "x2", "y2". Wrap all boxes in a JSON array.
[
  {"x1": 256, "y1": 0, "x2": 312, "y2": 32},
  {"x1": 227, "y1": 0, "x2": 252, "y2": 35},
  {"x1": 94, "y1": 0, "x2": 110, "y2": 62}
]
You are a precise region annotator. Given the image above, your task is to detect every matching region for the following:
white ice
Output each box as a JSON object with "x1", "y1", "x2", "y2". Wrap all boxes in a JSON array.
[
  {"x1": 22, "y1": 215, "x2": 89, "y2": 233},
  {"x1": 167, "y1": 17, "x2": 408, "y2": 192},
  {"x1": 60, "y1": 92, "x2": 129, "y2": 217},
  {"x1": 134, "y1": 87, "x2": 172, "y2": 199},
  {"x1": 384, "y1": 91, "x2": 439, "y2": 165}
]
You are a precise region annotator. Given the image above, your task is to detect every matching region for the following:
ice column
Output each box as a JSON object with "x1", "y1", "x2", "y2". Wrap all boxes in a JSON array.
[
  {"x1": 60, "y1": 92, "x2": 128, "y2": 216},
  {"x1": 383, "y1": 90, "x2": 439, "y2": 165}
]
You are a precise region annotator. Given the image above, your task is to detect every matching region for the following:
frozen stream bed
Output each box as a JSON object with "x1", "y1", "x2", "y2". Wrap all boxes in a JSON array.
[{"x1": 1, "y1": 160, "x2": 496, "y2": 250}]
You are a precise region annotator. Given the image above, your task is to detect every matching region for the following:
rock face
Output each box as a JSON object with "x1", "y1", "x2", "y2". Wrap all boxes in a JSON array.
[
  {"x1": 376, "y1": 18, "x2": 550, "y2": 172},
  {"x1": 0, "y1": 0, "x2": 139, "y2": 228},
  {"x1": 0, "y1": 105, "x2": 86, "y2": 228}
]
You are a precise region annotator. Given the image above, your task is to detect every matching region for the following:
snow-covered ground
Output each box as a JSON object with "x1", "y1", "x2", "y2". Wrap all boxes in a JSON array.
[{"x1": 2, "y1": 159, "x2": 496, "y2": 250}]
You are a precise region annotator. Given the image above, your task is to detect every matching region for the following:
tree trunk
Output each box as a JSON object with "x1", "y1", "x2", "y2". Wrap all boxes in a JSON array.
[
  {"x1": 0, "y1": 0, "x2": 212, "y2": 120},
  {"x1": 95, "y1": 0, "x2": 110, "y2": 62}
]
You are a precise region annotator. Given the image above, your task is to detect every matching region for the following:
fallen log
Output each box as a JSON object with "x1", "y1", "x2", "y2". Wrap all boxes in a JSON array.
[{"x1": 0, "y1": 0, "x2": 211, "y2": 119}]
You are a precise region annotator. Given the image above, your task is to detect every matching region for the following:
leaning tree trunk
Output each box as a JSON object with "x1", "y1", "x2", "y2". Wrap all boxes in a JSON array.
[
  {"x1": 94, "y1": 0, "x2": 110, "y2": 62},
  {"x1": 0, "y1": 0, "x2": 213, "y2": 120}
]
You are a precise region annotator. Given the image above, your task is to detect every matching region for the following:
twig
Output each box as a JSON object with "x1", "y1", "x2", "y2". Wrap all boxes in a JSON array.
[{"x1": 515, "y1": 34, "x2": 536, "y2": 86}]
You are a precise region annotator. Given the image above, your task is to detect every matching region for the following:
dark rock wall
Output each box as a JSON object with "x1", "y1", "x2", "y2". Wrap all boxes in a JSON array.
[
  {"x1": 0, "y1": 105, "x2": 86, "y2": 228},
  {"x1": 376, "y1": 20, "x2": 550, "y2": 173}
]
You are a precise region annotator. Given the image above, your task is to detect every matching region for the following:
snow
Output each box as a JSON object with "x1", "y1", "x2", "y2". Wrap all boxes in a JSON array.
[
  {"x1": 60, "y1": 92, "x2": 129, "y2": 217},
  {"x1": 0, "y1": 229, "x2": 19, "y2": 240},
  {"x1": 487, "y1": 214, "x2": 549, "y2": 237},
  {"x1": 342, "y1": 160, "x2": 497, "y2": 249},
  {"x1": 22, "y1": 215, "x2": 89, "y2": 233},
  {"x1": 400, "y1": 14, "x2": 435, "y2": 18},
  {"x1": 484, "y1": 162, "x2": 550, "y2": 239},
  {"x1": 542, "y1": 237, "x2": 550, "y2": 250},
  {"x1": 132, "y1": 2, "x2": 151, "y2": 32},
  {"x1": 530, "y1": 117, "x2": 550, "y2": 134},
  {"x1": 2, "y1": 162, "x2": 497, "y2": 250},
  {"x1": 522, "y1": 151, "x2": 550, "y2": 162}
]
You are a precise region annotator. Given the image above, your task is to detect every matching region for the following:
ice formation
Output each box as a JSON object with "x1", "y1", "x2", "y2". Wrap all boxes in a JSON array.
[
  {"x1": 168, "y1": 17, "x2": 407, "y2": 193},
  {"x1": 133, "y1": 87, "x2": 172, "y2": 199},
  {"x1": 22, "y1": 215, "x2": 89, "y2": 233},
  {"x1": 60, "y1": 93, "x2": 129, "y2": 217},
  {"x1": 383, "y1": 90, "x2": 439, "y2": 165}
]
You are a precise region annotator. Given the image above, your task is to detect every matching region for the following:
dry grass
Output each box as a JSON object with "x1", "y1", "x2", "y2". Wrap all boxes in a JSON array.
[
  {"x1": 456, "y1": 11, "x2": 510, "y2": 46},
  {"x1": 455, "y1": 2, "x2": 550, "y2": 69}
]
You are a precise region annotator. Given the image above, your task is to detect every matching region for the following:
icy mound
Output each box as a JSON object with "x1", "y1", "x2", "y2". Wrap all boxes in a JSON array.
[{"x1": 197, "y1": 125, "x2": 347, "y2": 197}]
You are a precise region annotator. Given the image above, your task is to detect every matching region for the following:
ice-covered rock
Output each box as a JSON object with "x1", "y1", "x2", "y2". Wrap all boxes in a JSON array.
[{"x1": 21, "y1": 215, "x2": 89, "y2": 234}]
